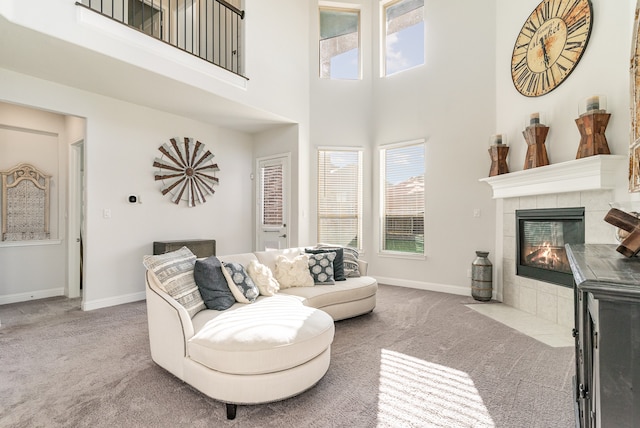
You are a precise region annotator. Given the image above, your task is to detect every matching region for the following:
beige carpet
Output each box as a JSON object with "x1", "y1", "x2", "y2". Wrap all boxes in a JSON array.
[{"x1": 0, "y1": 285, "x2": 575, "y2": 427}]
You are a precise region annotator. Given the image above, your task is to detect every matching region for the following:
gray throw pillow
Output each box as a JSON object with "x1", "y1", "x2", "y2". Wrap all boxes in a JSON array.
[{"x1": 194, "y1": 256, "x2": 236, "y2": 310}]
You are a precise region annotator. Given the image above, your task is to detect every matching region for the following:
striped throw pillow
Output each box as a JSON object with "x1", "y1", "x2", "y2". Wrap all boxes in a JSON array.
[
  {"x1": 317, "y1": 244, "x2": 360, "y2": 277},
  {"x1": 143, "y1": 247, "x2": 206, "y2": 318}
]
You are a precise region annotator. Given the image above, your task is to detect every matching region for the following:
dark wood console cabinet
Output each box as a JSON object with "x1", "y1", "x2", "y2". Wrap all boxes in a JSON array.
[
  {"x1": 566, "y1": 244, "x2": 640, "y2": 428},
  {"x1": 153, "y1": 239, "x2": 216, "y2": 258}
]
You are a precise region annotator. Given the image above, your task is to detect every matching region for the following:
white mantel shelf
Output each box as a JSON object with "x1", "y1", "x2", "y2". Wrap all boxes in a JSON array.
[{"x1": 479, "y1": 155, "x2": 627, "y2": 199}]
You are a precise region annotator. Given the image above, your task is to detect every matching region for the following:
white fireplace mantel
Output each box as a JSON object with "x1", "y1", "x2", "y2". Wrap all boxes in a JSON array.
[{"x1": 479, "y1": 155, "x2": 628, "y2": 199}]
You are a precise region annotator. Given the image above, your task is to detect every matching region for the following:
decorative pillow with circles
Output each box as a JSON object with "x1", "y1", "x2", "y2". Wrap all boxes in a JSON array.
[
  {"x1": 221, "y1": 262, "x2": 260, "y2": 303},
  {"x1": 305, "y1": 247, "x2": 345, "y2": 281},
  {"x1": 274, "y1": 254, "x2": 314, "y2": 288},
  {"x1": 307, "y1": 251, "x2": 336, "y2": 285}
]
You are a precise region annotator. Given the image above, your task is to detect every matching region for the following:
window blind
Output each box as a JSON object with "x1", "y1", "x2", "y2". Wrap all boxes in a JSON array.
[
  {"x1": 382, "y1": 142, "x2": 425, "y2": 254},
  {"x1": 261, "y1": 164, "x2": 283, "y2": 226},
  {"x1": 317, "y1": 150, "x2": 362, "y2": 248}
]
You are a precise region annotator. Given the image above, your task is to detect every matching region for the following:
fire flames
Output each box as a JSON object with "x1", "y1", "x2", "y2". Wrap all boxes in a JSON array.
[{"x1": 524, "y1": 242, "x2": 570, "y2": 273}]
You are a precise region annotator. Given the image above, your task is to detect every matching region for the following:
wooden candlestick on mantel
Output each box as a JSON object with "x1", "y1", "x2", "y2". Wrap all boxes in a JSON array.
[
  {"x1": 488, "y1": 144, "x2": 509, "y2": 177},
  {"x1": 575, "y1": 111, "x2": 611, "y2": 159},
  {"x1": 522, "y1": 125, "x2": 550, "y2": 169}
]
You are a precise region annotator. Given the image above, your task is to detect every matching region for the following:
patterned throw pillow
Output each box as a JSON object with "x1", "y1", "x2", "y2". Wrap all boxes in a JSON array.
[
  {"x1": 221, "y1": 262, "x2": 259, "y2": 303},
  {"x1": 341, "y1": 247, "x2": 361, "y2": 277},
  {"x1": 305, "y1": 247, "x2": 345, "y2": 281},
  {"x1": 318, "y1": 244, "x2": 360, "y2": 277},
  {"x1": 247, "y1": 260, "x2": 280, "y2": 296},
  {"x1": 274, "y1": 254, "x2": 314, "y2": 288},
  {"x1": 143, "y1": 247, "x2": 206, "y2": 318},
  {"x1": 308, "y1": 251, "x2": 336, "y2": 284}
]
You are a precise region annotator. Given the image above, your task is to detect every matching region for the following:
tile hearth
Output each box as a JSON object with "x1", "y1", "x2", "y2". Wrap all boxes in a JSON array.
[{"x1": 466, "y1": 302, "x2": 573, "y2": 348}]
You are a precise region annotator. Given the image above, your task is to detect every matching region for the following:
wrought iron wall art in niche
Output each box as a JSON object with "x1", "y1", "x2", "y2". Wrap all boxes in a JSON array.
[
  {"x1": 1, "y1": 163, "x2": 51, "y2": 241},
  {"x1": 153, "y1": 137, "x2": 219, "y2": 207}
]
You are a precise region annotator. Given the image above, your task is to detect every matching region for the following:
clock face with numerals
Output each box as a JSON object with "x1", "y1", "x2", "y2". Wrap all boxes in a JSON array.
[{"x1": 511, "y1": 0, "x2": 593, "y2": 97}]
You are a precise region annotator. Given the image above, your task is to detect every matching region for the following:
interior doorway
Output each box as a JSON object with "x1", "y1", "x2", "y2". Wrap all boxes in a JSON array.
[
  {"x1": 68, "y1": 140, "x2": 85, "y2": 299},
  {"x1": 256, "y1": 154, "x2": 290, "y2": 251}
]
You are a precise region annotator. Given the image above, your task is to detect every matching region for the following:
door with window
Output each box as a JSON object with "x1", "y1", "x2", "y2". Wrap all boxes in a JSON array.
[{"x1": 256, "y1": 155, "x2": 289, "y2": 251}]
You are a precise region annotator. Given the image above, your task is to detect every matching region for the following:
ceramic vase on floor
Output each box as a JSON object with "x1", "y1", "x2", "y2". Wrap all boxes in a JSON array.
[{"x1": 471, "y1": 251, "x2": 492, "y2": 301}]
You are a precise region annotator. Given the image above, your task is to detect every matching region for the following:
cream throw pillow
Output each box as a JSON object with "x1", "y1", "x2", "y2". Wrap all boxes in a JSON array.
[
  {"x1": 274, "y1": 254, "x2": 314, "y2": 288},
  {"x1": 247, "y1": 260, "x2": 280, "y2": 296}
]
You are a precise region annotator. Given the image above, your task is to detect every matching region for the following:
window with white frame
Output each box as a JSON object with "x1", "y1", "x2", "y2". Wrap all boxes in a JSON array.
[
  {"x1": 382, "y1": 0, "x2": 425, "y2": 76},
  {"x1": 380, "y1": 141, "x2": 425, "y2": 254},
  {"x1": 319, "y1": 7, "x2": 361, "y2": 80},
  {"x1": 317, "y1": 149, "x2": 363, "y2": 248}
]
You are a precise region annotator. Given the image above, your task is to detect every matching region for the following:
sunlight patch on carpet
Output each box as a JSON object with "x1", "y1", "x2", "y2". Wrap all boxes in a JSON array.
[{"x1": 377, "y1": 349, "x2": 495, "y2": 427}]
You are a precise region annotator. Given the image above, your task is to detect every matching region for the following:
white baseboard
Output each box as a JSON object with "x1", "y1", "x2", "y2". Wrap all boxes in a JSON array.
[
  {"x1": 81, "y1": 291, "x2": 146, "y2": 311},
  {"x1": 374, "y1": 276, "x2": 471, "y2": 297},
  {"x1": 0, "y1": 288, "x2": 65, "y2": 305}
]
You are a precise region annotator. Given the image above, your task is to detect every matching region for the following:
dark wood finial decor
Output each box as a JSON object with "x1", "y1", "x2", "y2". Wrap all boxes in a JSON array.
[
  {"x1": 522, "y1": 122, "x2": 550, "y2": 170},
  {"x1": 488, "y1": 143, "x2": 509, "y2": 177},
  {"x1": 575, "y1": 109, "x2": 611, "y2": 159}
]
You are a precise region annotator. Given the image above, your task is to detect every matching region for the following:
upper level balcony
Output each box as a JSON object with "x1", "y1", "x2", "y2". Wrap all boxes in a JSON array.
[
  {"x1": 0, "y1": 0, "x2": 307, "y2": 134},
  {"x1": 79, "y1": 0, "x2": 245, "y2": 77}
]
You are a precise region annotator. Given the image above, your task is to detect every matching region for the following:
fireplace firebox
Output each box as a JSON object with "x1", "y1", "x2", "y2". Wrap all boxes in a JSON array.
[{"x1": 516, "y1": 207, "x2": 585, "y2": 287}]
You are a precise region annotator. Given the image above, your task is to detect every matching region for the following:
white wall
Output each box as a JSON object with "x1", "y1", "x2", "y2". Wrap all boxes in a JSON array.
[
  {"x1": 497, "y1": 0, "x2": 635, "y2": 191},
  {"x1": 310, "y1": 0, "x2": 497, "y2": 295},
  {"x1": 0, "y1": 0, "x2": 313, "y2": 309},
  {"x1": 0, "y1": 69, "x2": 255, "y2": 309},
  {"x1": 244, "y1": 0, "x2": 311, "y2": 126}
]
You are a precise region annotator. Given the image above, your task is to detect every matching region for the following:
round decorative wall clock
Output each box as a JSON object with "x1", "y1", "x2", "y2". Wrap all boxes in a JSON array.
[
  {"x1": 153, "y1": 137, "x2": 219, "y2": 207},
  {"x1": 511, "y1": 0, "x2": 593, "y2": 97}
]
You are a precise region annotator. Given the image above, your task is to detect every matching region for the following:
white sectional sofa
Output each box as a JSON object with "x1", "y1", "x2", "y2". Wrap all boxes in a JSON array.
[{"x1": 144, "y1": 247, "x2": 377, "y2": 419}]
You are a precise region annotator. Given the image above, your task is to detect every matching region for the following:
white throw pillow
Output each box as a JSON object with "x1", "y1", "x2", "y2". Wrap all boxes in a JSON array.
[
  {"x1": 274, "y1": 254, "x2": 314, "y2": 288},
  {"x1": 247, "y1": 260, "x2": 280, "y2": 296}
]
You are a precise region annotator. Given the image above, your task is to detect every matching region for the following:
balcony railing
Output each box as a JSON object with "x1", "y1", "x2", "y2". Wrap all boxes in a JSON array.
[{"x1": 78, "y1": 0, "x2": 245, "y2": 77}]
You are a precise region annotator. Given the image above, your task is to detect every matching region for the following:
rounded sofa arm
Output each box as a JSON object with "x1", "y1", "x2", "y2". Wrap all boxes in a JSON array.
[{"x1": 145, "y1": 271, "x2": 194, "y2": 379}]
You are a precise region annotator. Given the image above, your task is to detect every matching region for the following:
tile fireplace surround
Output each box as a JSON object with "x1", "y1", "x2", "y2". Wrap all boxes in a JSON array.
[{"x1": 480, "y1": 155, "x2": 628, "y2": 328}]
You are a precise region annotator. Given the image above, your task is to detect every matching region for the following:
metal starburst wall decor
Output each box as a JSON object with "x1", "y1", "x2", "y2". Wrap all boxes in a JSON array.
[{"x1": 153, "y1": 137, "x2": 219, "y2": 207}]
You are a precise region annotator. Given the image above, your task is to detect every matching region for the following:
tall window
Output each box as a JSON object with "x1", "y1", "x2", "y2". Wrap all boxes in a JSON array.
[
  {"x1": 317, "y1": 149, "x2": 363, "y2": 248},
  {"x1": 319, "y1": 7, "x2": 361, "y2": 80},
  {"x1": 380, "y1": 141, "x2": 425, "y2": 254},
  {"x1": 383, "y1": 0, "x2": 425, "y2": 76}
]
